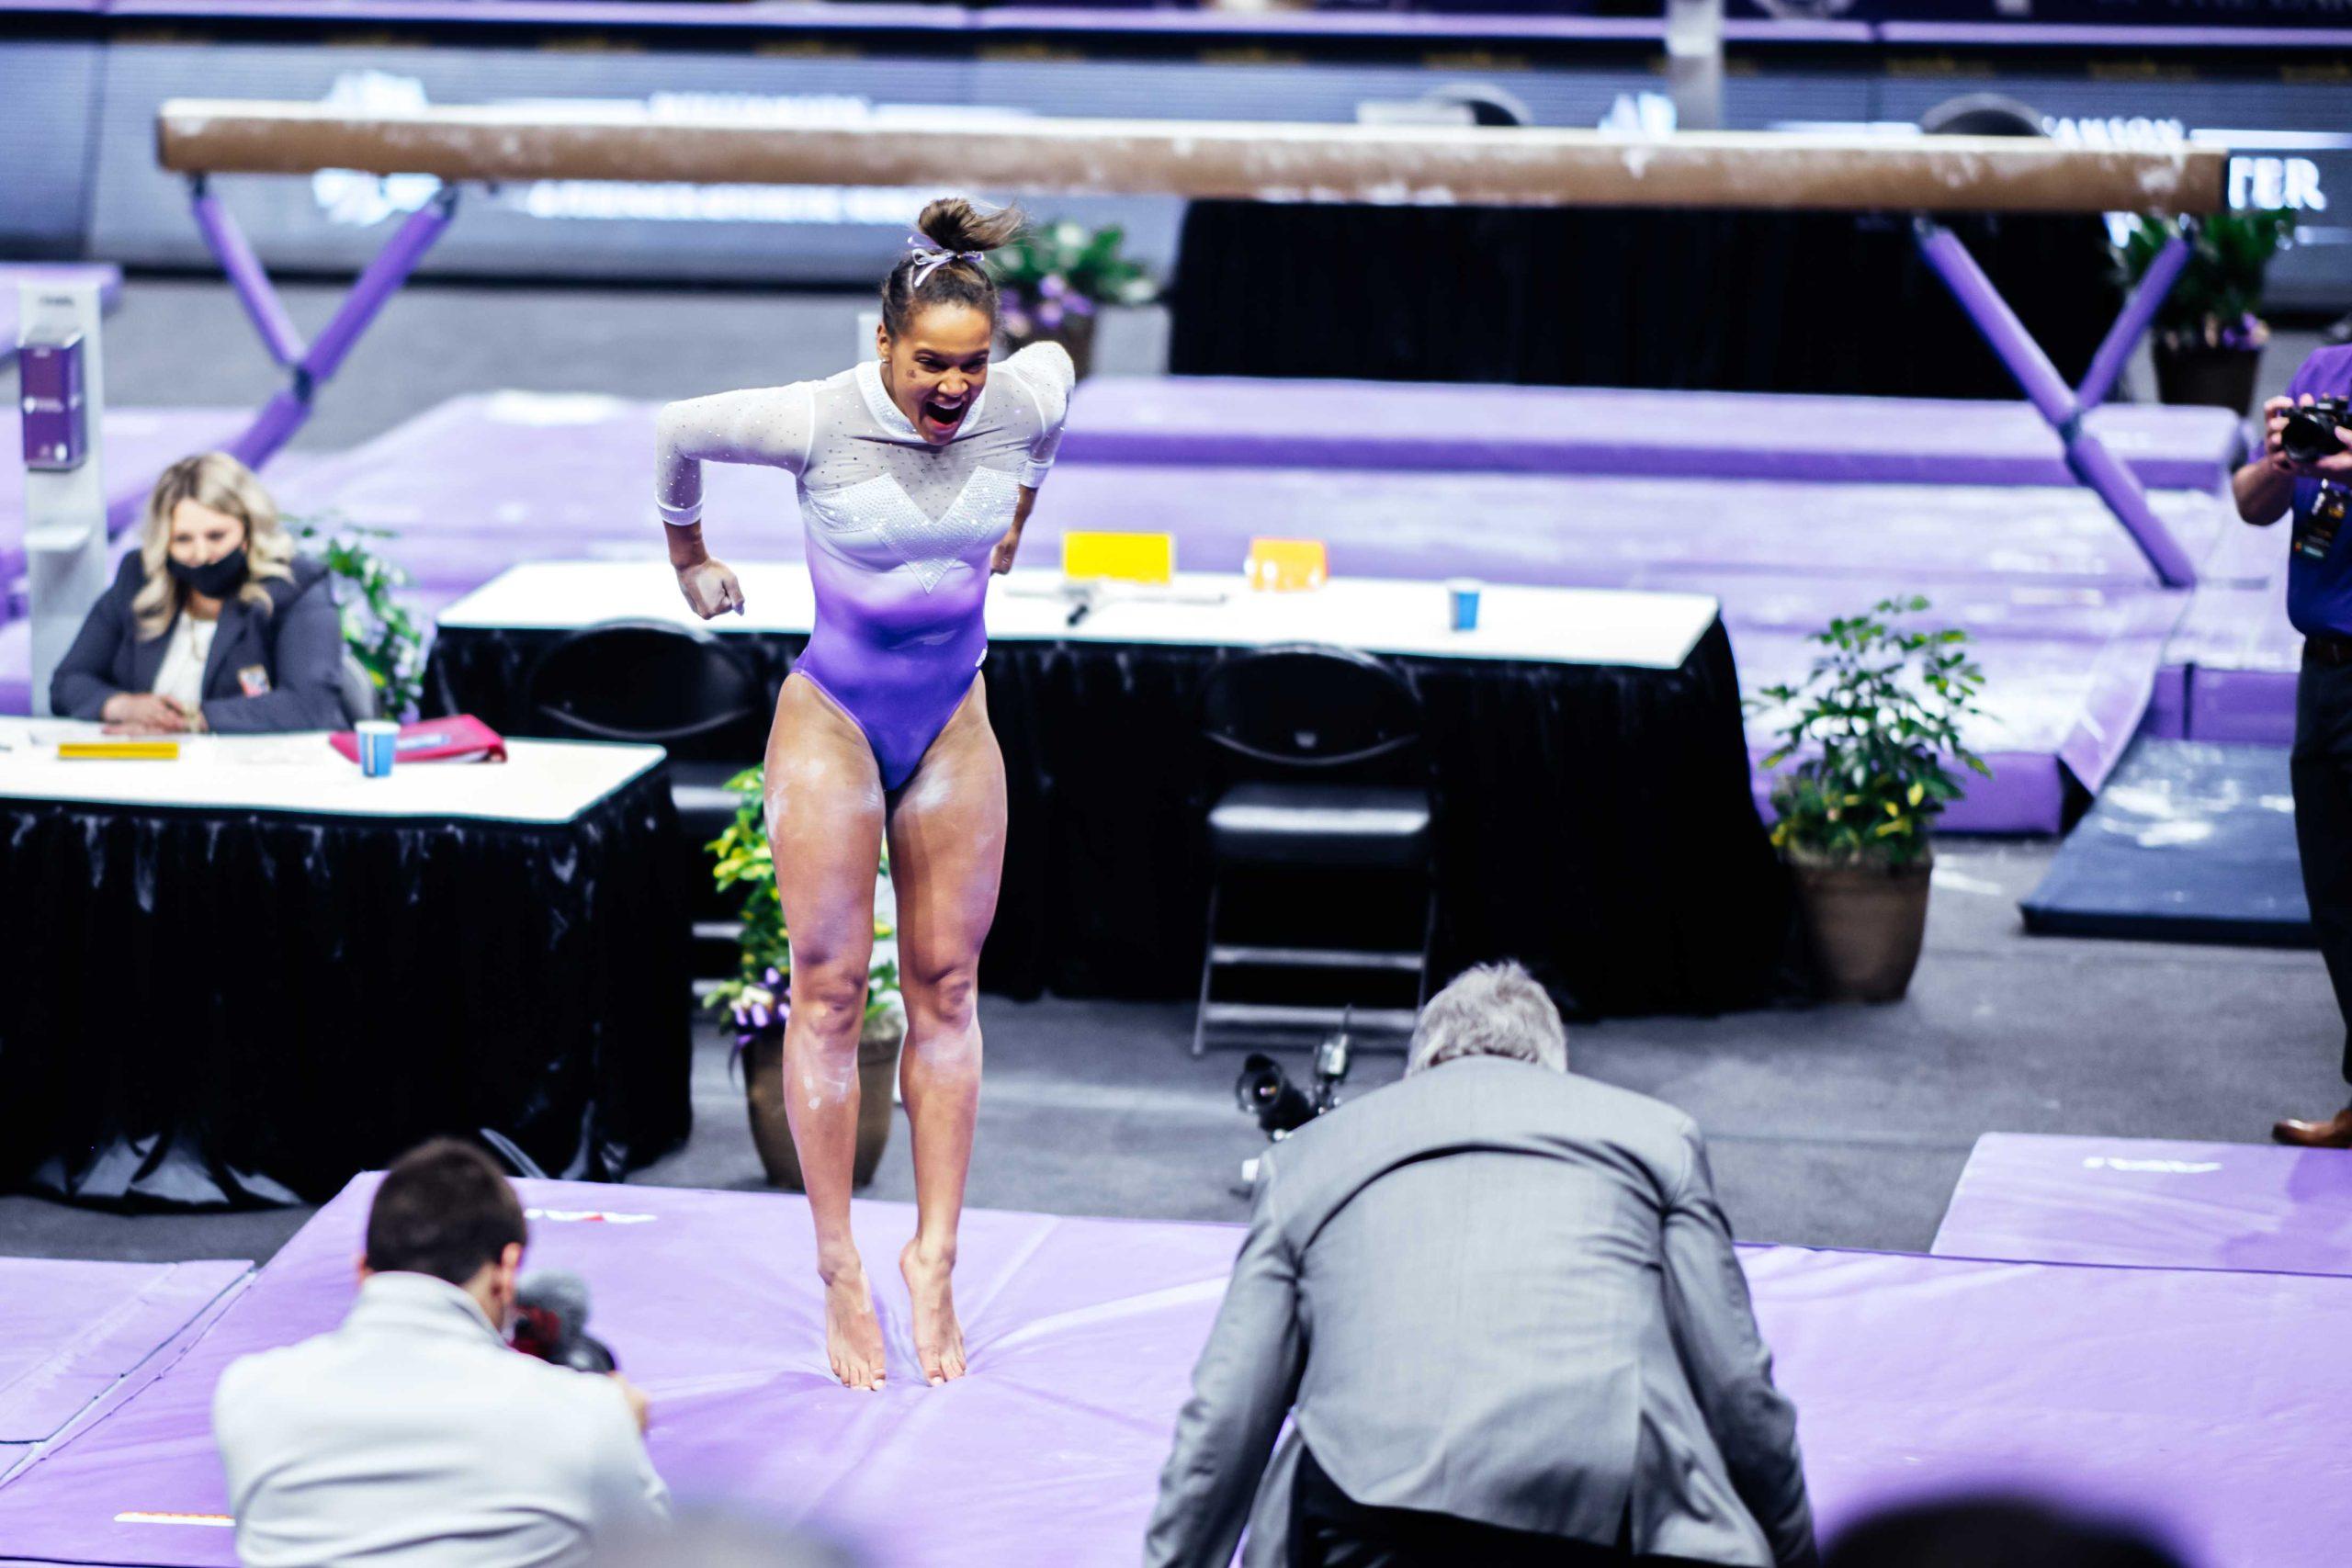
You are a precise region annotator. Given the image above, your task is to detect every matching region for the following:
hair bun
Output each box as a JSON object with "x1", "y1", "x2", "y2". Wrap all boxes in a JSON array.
[{"x1": 915, "y1": 197, "x2": 1024, "y2": 256}]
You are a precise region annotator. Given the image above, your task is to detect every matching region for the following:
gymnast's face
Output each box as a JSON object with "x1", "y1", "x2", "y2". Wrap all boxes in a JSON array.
[{"x1": 879, "y1": 303, "x2": 993, "y2": 446}]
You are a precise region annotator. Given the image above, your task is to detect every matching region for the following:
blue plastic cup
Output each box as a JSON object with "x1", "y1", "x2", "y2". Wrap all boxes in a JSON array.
[
  {"x1": 356, "y1": 720, "x2": 400, "y2": 778},
  {"x1": 1446, "y1": 578, "x2": 1482, "y2": 633}
]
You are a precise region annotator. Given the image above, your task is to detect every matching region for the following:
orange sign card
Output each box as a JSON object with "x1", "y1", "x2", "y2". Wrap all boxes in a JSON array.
[{"x1": 1245, "y1": 537, "x2": 1329, "y2": 592}]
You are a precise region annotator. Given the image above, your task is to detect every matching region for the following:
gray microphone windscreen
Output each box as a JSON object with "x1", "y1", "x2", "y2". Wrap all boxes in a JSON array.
[{"x1": 517, "y1": 1268, "x2": 592, "y2": 1333}]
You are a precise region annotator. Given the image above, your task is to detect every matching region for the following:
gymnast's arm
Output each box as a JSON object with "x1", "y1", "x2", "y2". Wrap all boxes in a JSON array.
[
  {"x1": 991, "y1": 342, "x2": 1075, "y2": 576},
  {"x1": 652, "y1": 383, "x2": 817, "y2": 616}
]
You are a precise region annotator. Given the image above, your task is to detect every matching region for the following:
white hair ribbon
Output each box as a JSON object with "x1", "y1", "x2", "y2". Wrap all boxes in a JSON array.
[{"x1": 907, "y1": 235, "x2": 985, "y2": 288}]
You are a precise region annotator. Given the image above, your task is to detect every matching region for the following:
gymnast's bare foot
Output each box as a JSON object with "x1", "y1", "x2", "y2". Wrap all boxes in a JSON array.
[
  {"x1": 901, "y1": 1238, "x2": 968, "y2": 1386},
  {"x1": 820, "y1": 1254, "x2": 887, "y2": 1391}
]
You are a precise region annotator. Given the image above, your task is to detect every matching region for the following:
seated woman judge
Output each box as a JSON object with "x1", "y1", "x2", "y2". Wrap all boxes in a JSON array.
[{"x1": 51, "y1": 452, "x2": 345, "y2": 735}]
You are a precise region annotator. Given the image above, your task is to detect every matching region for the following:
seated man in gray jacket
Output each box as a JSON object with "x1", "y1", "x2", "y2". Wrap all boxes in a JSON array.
[
  {"x1": 1146, "y1": 963, "x2": 1815, "y2": 1568},
  {"x1": 214, "y1": 1140, "x2": 670, "y2": 1567}
]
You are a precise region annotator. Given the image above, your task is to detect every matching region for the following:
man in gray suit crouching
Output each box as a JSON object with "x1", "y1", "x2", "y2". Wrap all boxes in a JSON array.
[{"x1": 1145, "y1": 963, "x2": 1815, "y2": 1568}]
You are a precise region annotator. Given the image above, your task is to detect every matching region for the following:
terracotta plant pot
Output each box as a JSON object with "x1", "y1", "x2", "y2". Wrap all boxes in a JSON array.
[
  {"x1": 742, "y1": 998, "x2": 906, "y2": 1191},
  {"x1": 2153, "y1": 341, "x2": 2263, "y2": 416},
  {"x1": 1003, "y1": 312, "x2": 1096, "y2": 381},
  {"x1": 1790, "y1": 854, "x2": 1932, "y2": 1003}
]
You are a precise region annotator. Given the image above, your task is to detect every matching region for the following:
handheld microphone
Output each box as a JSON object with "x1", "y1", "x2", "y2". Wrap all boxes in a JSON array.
[{"x1": 512, "y1": 1269, "x2": 618, "y2": 1373}]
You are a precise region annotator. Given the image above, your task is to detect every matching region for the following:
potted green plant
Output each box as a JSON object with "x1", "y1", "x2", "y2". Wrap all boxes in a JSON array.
[
  {"x1": 707, "y1": 768, "x2": 905, "y2": 1190},
  {"x1": 1754, "y1": 597, "x2": 1989, "y2": 1003},
  {"x1": 2112, "y1": 209, "x2": 2296, "y2": 415},
  {"x1": 292, "y1": 516, "x2": 427, "y2": 719},
  {"x1": 990, "y1": 218, "x2": 1159, "y2": 381}
]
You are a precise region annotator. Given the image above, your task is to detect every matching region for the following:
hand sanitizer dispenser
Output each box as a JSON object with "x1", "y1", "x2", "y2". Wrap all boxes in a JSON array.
[{"x1": 18, "y1": 282, "x2": 110, "y2": 717}]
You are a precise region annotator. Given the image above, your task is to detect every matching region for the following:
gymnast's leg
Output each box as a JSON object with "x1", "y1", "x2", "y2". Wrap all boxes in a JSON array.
[
  {"x1": 767, "y1": 674, "x2": 890, "y2": 1390},
  {"x1": 887, "y1": 675, "x2": 1007, "y2": 1386}
]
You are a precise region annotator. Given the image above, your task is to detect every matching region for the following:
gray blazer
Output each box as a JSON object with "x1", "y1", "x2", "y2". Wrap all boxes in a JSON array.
[
  {"x1": 1145, "y1": 1058, "x2": 1816, "y2": 1568},
  {"x1": 49, "y1": 551, "x2": 346, "y2": 733}
]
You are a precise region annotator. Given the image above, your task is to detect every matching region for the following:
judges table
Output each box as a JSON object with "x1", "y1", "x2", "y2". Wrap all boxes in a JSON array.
[
  {"x1": 431, "y1": 563, "x2": 1799, "y2": 1019},
  {"x1": 0, "y1": 719, "x2": 688, "y2": 1207}
]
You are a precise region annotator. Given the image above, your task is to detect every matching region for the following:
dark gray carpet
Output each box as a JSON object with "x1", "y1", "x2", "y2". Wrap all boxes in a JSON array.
[{"x1": 5, "y1": 839, "x2": 2343, "y2": 1267}]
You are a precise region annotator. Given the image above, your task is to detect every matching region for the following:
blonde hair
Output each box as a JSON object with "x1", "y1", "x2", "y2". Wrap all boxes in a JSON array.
[
  {"x1": 1406, "y1": 962, "x2": 1568, "y2": 1077},
  {"x1": 131, "y1": 453, "x2": 298, "y2": 640}
]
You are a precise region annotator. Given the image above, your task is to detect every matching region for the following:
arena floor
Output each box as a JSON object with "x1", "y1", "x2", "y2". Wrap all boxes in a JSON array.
[{"x1": 1, "y1": 832, "x2": 2338, "y2": 1269}]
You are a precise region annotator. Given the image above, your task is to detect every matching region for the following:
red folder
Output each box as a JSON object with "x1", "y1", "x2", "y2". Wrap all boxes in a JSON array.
[{"x1": 329, "y1": 715, "x2": 508, "y2": 766}]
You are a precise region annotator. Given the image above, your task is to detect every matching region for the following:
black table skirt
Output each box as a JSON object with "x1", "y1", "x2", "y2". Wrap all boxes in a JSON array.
[
  {"x1": 0, "y1": 768, "x2": 690, "y2": 1206},
  {"x1": 430, "y1": 621, "x2": 1804, "y2": 1020}
]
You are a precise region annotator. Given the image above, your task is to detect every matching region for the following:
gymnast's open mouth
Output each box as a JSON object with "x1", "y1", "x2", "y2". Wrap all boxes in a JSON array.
[{"x1": 919, "y1": 396, "x2": 968, "y2": 438}]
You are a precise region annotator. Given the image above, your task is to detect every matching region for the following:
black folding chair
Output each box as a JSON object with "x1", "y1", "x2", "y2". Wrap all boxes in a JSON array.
[
  {"x1": 1193, "y1": 644, "x2": 1438, "y2": 1056},
  {"x1": 522, "y1": 619, "x2": 772, "y2": 945}
]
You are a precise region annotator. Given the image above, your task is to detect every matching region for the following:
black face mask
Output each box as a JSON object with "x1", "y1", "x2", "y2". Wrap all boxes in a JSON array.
[{"x1": 168, "y1": 548, "x2": 248, "y2": 600}]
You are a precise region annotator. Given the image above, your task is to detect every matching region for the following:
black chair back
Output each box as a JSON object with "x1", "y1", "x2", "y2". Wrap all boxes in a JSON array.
[
  {"x1": 522, "y1": 619, "x2": 768, "y2": 758},
  {"x1": 1200, "y1": 644, "x2": 1422, "y2": 777}
]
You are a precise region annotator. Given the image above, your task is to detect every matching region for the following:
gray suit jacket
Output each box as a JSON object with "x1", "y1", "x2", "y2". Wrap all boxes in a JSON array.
[
  {"x1": 1145, "y1": 1059, "x2": 1815, "y2": 1568},
  {"x1": 50, "y1": 551, "x2": 346, "y2": 733}
]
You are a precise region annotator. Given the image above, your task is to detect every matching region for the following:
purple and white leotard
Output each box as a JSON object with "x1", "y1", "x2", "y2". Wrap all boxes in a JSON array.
[{"x1": 655, "y1": 344, "x2": 1074, "y2": 790}]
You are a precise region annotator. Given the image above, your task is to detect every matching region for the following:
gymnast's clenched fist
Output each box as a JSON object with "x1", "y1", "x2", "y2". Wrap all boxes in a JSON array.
[{"x1": 674, "y1": 557, "x2": 744, "y2": 618}]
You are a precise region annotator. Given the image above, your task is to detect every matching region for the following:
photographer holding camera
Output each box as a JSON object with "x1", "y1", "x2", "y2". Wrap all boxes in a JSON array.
[
  {"x1": 2236, "y1": 345, "x2": 2352, "y2": 1146},
  {"x1": 213, "y1": 1140, "x2": 670, "y2": 1565}
]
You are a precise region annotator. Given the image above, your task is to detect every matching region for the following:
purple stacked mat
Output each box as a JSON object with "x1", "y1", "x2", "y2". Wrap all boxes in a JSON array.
[{"x1": 1933, "y1": 1133, "x2": 2352, "y2": 1277}]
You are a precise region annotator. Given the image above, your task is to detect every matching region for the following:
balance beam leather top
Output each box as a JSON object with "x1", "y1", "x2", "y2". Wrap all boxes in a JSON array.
[{"x1": 156, "y1": 101, "x2": 2226, "y2": 215}]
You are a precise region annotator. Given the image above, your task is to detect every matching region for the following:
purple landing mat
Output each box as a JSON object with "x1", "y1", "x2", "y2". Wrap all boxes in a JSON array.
[
  {"x1": 10, "y1": 389, "x2": 2239, "y2": 825},
  {"x1": 6, "y1": 1182, "x2": 2352, "y2": 1567},
  {"x1": 0, "y1": 1260, "x2": 251, "y2": 1443},
  {"x1": 1932, "y1": 1133, "x2": 2352, "y2": 1278},
  {"x1": 1061, "y1": 378, "x2": 2248, "y2": 494}
]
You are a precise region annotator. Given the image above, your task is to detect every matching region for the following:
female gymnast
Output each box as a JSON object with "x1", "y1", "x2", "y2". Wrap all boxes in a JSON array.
[{"x1": 654, "y1": 198, "x2": 1072, "y2": 1391}]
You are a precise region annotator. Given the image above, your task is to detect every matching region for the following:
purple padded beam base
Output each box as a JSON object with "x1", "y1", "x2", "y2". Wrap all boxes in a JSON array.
[
  {"x1": 1932, "y1": 1132, "x2": 2352, "y2": 1277},
  {"x1": 1058, "y1": 378, "x2": 2245, "y2": 493},
  {"x1": 5, "y1": 1178, "x2": 2352, "y2": 1565}
]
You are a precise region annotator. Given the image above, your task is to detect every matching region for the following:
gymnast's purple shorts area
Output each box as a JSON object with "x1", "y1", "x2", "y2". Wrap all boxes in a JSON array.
[{"x1": 791, "y1": 538, "x2": 990, "y2": 792}]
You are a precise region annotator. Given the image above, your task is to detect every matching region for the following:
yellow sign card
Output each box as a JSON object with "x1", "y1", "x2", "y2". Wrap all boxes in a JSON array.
[{"x1": 1062, "y1": 531, "x2": 1174, "y2": 585}]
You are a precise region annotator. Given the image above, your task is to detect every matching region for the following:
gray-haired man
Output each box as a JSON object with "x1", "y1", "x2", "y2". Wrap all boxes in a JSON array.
[{"x1": 1145, "y1": 963, "x2": 1815, "y2": 1568}]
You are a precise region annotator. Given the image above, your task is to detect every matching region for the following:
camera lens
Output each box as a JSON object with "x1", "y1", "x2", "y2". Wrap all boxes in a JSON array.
[{"x1": 2284, "y1": 404, "x2": 2349, "y2": 467}]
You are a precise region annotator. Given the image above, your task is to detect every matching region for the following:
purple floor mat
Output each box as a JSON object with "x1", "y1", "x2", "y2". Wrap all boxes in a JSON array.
[
  {"x1": 0, "y1": 1260, "x2": 250, "y2": 1443},
  {"x1": 1931, "y1": 1133, "x2": 2352, "y2": 1276},
  {"x1": 2, "y1": 1179, "x2": 2348, "y2": 1566},
  {"x1": 259, "y1": 393, "x2": 2228, "y2": 829},
  {"x1": 6, "y1": 389, "x2": 2280, "y2": 823},
  {"x1": 1061, "y1": 378, "x2": 2248, "y2": 492}
]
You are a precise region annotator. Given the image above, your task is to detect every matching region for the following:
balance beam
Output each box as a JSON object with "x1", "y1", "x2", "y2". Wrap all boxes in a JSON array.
[
  {"x1": 149, "y1": 98, "x2": 2230, "y2": 585},
  {"x1": 156, "y1": 102, "x2": 2224, "y2": 216}
]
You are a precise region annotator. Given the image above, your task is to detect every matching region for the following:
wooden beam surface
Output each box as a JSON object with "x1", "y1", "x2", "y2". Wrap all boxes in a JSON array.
[{"x1": 156, "y1": 101, "x2": 2227, "y2": 215}]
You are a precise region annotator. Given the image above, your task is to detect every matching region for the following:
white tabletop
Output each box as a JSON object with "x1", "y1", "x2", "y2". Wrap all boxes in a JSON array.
[
  {"x1": 437, "y1": 562, "x2": 1719, "y2": 672},
  {"x1": 0, "y1": 720, "x2": 664, "y2": 826}
]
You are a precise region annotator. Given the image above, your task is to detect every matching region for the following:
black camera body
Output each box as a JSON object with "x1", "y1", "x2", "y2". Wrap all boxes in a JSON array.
[
  {"x1": 1235, "y1": 1027, "x2": 1355, "y2": 1141},
  {"x1": 2284, "y1": 397, "x2": 2350, "y2": 468}
]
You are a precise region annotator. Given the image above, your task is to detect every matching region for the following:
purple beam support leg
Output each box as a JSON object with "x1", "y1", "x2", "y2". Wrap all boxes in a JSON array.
[
  {"x1": 188, "y1": 178, "x2": 307, "y2": 368},
  {"x1": 301, "y1": 187, "x2": 458, "y2": 382},
  {"x1": 2077, "y1": 229, "x2": 2191, "y2": 414},
  {"x1": 199, "y1": 185, "x2": 459, "y2": 479},
  {"x1": 1916, "y1": 219, "x2": 2198, "y2": 589}
]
